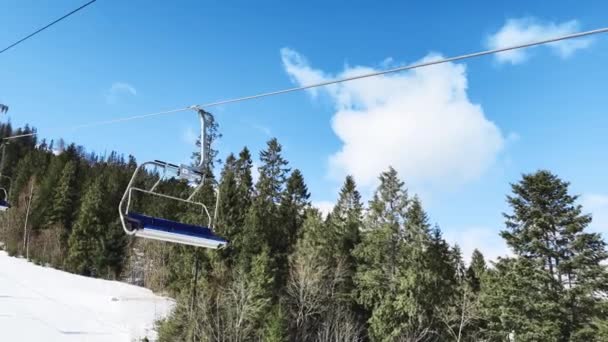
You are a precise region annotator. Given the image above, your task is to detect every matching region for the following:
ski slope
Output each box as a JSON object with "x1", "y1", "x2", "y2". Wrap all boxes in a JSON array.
[{"x1": 0, "y1": 251, "x2": 174, "y2": 341}]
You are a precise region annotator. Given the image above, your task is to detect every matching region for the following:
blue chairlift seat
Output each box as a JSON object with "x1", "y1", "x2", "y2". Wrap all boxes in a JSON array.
[
  {"x1": 126, "y1": 212, "x2": 227, "y2": 249},
  {"x1": 0, "y1": 199, "x2": 10, "y2": 211}
]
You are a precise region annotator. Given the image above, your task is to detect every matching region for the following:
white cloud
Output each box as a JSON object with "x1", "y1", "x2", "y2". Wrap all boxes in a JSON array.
[
  {"x1": 281, "y1": 48, "x2": 329, "y2": 98},
  {"x1": 444, "y1": 226, "x2": 511, "y2": 264},
  {"x1": 106, "y1": 82, "x2": 137, "y2": 104},
  {"x1": 581, "y1": 193, "x2": 608, "y2": 235},
  {"x1": 313, "y1": 200, "x2": 334, "y2": 218},
  {"x1": 486, "y1": 17, "x2": 592, "y2": 64},
  {"x1": 281, "y1": 48, "x2": 505, "y2": 190}
]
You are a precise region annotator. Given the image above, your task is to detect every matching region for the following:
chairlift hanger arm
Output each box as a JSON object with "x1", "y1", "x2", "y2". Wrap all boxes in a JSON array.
[{"x1": 190, "y1": 106, "x2": 214, "y2": 170}]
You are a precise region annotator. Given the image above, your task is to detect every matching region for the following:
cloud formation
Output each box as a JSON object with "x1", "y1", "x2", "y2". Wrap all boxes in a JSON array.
[
  {"x1": 486, "y1": 18, "x2": 592, "y2": 64},
  {"x1": 106, "y1": 82, "x2": 137, "y2": 104},
  {"x1": 281, "y1": 48, "x2": 504, "y2": 190}
]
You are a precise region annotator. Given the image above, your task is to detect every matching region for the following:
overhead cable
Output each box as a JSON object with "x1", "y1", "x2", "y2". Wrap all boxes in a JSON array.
[
  {"x1": 0, "y1": 0, "x2": 97, "y2": 55},
  {"x1": 4, "y1": 26, "x2": 608, "y2": 140}
]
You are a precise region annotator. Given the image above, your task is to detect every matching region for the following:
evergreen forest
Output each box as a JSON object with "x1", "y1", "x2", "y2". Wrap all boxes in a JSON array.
[{"x1": 1, "y1": 121, "x2": 607, "y2": 342}]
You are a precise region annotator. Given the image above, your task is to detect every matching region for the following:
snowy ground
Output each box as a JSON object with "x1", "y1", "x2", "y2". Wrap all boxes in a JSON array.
[{"x1": 0, "y1": 251, "x2": 174, "y2": 342}]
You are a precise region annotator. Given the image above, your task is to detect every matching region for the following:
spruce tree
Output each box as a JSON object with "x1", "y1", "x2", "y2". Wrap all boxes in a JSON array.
[
  {"x1": 426, "y1": 225, "x2": 459, "y2": 304},
  {"x1": 66, "y1": 178, "x2": 105, "y2": 276},
  {"x1": 256, "y1": 138, "x2": 290, "y2": 204},
  {"x1": 217, "y1": 154, "x2": 240, "y2": 239},
  {"x1": 482, "y1": 257, "x2": 563, "y2": 341},
  {"x1": 401, "y1": 199, "x2": 456, "y2": 340},
  {"x1": 235, "y1": 147, "x2": 254, "y2": 206},
  {"x1": 47, "y1": 160, "x2": 78, "y2": 241},
  {"x1": 216, "y1": 148, "x2": 254, "y2": 262},
  {"x1": 354, "y1": 167, "x2": 412, "y2": 340},
  {"x1": 240, "y1": 138, "x2": 289, "y2": 268},
  {"x1": 263, "y1": 304, "x2": 288, "y2": 342},
  {"x1": 328, "y1": 175, "x2": 363, "y2": 303},
  {"x1": 466, "y1": 249, "x2": 486, "y2": 293},
  {"x1": 354, "y1": 169, "x2": 462, "y2": 340},
  {"x1": 280, "y1": 169, "x2": 310, "y2": 249},
  {"x1": 249, "y1": 246, "x2": 276, "y2": 338},
  {"x1": 354, "y1": 167, "x2": 408, "y2": 307},
  {"x1": 490, "y1": 170, "x2": 608, "y2": 340}
]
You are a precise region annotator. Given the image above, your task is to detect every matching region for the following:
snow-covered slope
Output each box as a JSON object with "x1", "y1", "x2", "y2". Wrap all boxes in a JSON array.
[{"x1": 0, "y1": 251, "x2": 174, "y2": 342}]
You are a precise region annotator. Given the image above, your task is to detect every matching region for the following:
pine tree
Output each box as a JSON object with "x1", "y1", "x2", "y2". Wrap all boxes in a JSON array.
[
  {"x1": 329, "y1": 176, "x2": 363, "y2": 280},
  {"x1": 31, "y1": 160, "x2": 59, "y2": 227},
  {"x1": 354, "y1": 170, "x2": 462, "y2": 340},
  {"x1": 235, "y1": 147, "x2": 254, "y2": 206},
  {"x1": 490, "y1": 170, "x2": 608, "y2": 340},
  {"x1": 263, "y1": 304, "x2": 288, "y2": 342},
  {"x1": 400, "y1": 199, "x2": 455, "y2": 340},
  {"x1": 217, "y1": 154, "x2": 240, "y2": 238},
  {"x1": 466, "y1": 249, "x2": 486, "y2": 293},
  {"x1": 248, "y1": 246, "x2": 276, "y2": 338},
  {"x1": 216, "y1": 148, "x2": 254, "y2": 263},
  {"x1": 426, "y1": 225, "x2": 459, "y2": 305},
  {"x1": 257, "y1": 138, "x2": 290, "y2": 203},
  {"x1": 354, "y1": 167, "x2": 413, "y2": 340},
  {"x1": 354, "y1": 167, "x2": 408, "y2": 308},
  {"x1": 240, "y1": 138, "x2": 289, "y2": 269},
  {"x1": 481, "y1": 257, "x2": 563, "y2": 341},
  {"x1": 47, "y1": 160, "x2": 78, "y2": 240},
  {"x1": 280, "y1": 169, "x2": 310, "y2": 249},
  {"x1": 66, "y1": 178, "x2": 105, "y2": 276},
  {"x1": 10, "y1": 150, "x2": 45, "y2": 206}
]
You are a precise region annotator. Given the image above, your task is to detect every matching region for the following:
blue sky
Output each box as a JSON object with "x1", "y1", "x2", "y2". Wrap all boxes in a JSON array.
[{"x1": 2, "y1": 0, "x2": 608, "y2": 259}]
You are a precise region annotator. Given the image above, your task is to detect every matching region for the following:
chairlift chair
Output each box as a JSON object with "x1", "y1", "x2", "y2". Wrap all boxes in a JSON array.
[
  {"x1": 0, "y1": 187, "x2": 10, "y2": 211},
  {"x1": 118, "y1": 108, "x2": 227, "y2": 249},
  {"x1": 0, "y1": 143, "x2": 10, "y2": 211}
]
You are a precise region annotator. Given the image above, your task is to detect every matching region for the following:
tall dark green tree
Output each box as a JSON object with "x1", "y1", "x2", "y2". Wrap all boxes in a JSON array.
[
  {"x1": 216, "y1": 148, "x2": 254, "y2": 263},
  {"x1": 401, "y1": 198, "x2": 456, "y2": 340},
  {"x1": 328, "y1": 175, "x2": 363, "y2": 302},
  {"x1": 487, "y1": 170, "x2": 608, "y2": 341},
  {"x1": 280, "y1": 169, "x2": 310, "y2": 249},
  {"x1": 467, "y1": 249, "x2": 486, "y2": 293},
  {"x1": 426, "y1": 225, "x2": 459, "y2": 306},
  {"x1": 66, "y1": 178, "x2": 105, "y2": 276},
  {"x1": 482, "y1": 257, "x2": 563, "y2": 341},
  {"x1": 47, "y1": 160, "x2": 78, "y2": 240},
  {"x1": 217, "y1": 154, "x2": 239, "y2": 238},
  {"x1": 354, "y1": 167, "x2": 408, "y2": 307},
  {"x1": 235, "y1": 147, "x2": 254, "y2": 206},
  {"x1": 240, "y1": 138, "x2": 290, "y2": 268},
  {"x1": 354, "y1": 167, "x2": 412, "y2": 340}
]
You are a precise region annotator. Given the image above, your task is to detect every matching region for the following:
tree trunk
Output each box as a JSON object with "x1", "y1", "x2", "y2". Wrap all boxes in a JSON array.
[
  {"x1": 190, "y1": 253, "x2": 201, "y2": 316},
  {"x1": 23, "y1": 181, "x2": 34, "y2": 259}
]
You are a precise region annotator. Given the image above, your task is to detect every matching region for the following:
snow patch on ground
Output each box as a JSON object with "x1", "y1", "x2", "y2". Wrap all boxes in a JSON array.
[{"x1": 0, "y1": 251, "x2": 174, "y2": 341}]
